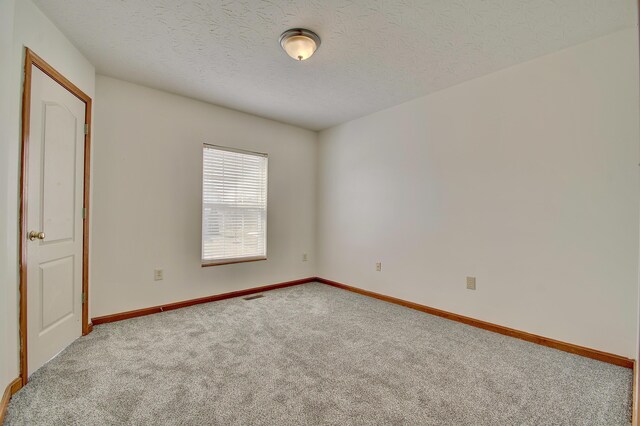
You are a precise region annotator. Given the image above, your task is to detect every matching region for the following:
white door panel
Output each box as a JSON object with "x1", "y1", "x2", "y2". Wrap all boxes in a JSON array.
[
  {"x1": 41, "y1": 102, "x2": 78, "y2": 243},
  {"x1": 39, "y1": 256, "x2": 75, "y2": 332},
  {"x1": 26, "y1": 66, "x2": 85, "y2": 376}
]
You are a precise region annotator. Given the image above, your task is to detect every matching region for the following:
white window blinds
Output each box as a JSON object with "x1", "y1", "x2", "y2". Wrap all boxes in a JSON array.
[{"x1": 202, "y1": 145, "x2": 268, "y2": 264}]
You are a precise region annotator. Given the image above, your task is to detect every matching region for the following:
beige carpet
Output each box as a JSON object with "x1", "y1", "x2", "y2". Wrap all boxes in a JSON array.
[{"x1": 6, "y1": 282, "x2": 632, "y2": 425}]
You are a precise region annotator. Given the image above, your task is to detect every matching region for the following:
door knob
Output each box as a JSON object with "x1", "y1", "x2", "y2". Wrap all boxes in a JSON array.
[{"x1": 28, "y1": 231, "x2": 45, "y2": 241}]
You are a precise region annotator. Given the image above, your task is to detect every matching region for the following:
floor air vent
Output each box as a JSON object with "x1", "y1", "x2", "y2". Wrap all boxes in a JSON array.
[{"x1": 243, "y1": 294, "x2": 264, "y2": 301}]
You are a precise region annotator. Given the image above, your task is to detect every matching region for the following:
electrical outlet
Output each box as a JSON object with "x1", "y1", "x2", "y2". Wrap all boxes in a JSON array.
[
  {"x1": 466, "y1": 276, "x2": 476, "y2": 290},
  {"x1": 376, "y1": 262, "x2": 382, "y2": 272},
  {"x1": 154, "y1": 269, "x2": 164, "y2": 281},
  {"x1": 302, "y1": 253, "x2": 308, "y2": 262}
]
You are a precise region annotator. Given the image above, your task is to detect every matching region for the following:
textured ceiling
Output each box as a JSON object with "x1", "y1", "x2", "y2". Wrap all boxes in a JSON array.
[{"x1": 35, "y1": 0, "x2": 635, "y2": 130}]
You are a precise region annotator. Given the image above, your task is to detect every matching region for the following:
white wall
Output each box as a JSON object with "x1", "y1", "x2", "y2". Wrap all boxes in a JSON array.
[
  {"x1": 0, "y1": 0, "x2": 18, "y2": 397},
  {"x1": 91, "y1": 76, "x2": 317, "y2": 317},
  {"x1": 317, "y1": 28, "x2": 639, "y2": 358},
  {"x1": 0, "y1": 0, "x2": 95, "y2": 390}
]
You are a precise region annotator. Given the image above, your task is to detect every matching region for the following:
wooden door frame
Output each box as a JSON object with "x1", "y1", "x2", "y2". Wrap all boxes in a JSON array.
[{"x1": 19, "y1": 48, "x2": 93, "y2": 386}]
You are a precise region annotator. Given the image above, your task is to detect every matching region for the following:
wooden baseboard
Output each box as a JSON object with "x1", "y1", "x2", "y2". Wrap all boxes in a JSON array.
[
  {"x1": 91, "y1": 277, "x2": 316, "y2": 325},
  {"x1": 87, "y1": 322, "x2": 93, "y2": 334},
  {"x1": 316, "y1": 278, "x2": 634, "y2": 369},
  {"x1": 0, "y1": 377, "x2": 22, "y2": 424},
  {"x1": 90, "y1": 275, "x2": 633, "y2": 369}
]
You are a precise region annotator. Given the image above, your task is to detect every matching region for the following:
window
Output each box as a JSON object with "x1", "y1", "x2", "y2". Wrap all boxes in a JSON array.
[{"x1": 202, "y1": 144, "x2": 268, "y2": 266}]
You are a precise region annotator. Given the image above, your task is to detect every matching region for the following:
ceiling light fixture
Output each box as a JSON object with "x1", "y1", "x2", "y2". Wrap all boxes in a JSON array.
[{"x1": 279, "y1": 28, "x2": 321, "y2": 61}]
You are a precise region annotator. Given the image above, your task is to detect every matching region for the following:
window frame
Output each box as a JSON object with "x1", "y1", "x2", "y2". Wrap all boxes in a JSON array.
[{"x1": 201, "y1": 143, "x2": 268, "y2": 267}]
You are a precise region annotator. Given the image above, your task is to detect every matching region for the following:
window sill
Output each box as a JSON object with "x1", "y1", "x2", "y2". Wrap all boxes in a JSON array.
[{"x1": 201, "y1": 256, "x2": 267, "y2": 267}]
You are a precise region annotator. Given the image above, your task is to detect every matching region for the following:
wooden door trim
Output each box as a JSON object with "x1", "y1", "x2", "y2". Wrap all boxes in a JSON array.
[
  {"x1": 635, "y1": 2, "x2": 640, "y2": 424},
  {"x1": 19, "y1": 48, "x2": 92, "y2": 386}
]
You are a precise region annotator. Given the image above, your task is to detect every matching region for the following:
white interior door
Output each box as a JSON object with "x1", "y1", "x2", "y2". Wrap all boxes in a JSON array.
[{"x1": 26, "y1": 66, "x2": 85, "y2": 376}]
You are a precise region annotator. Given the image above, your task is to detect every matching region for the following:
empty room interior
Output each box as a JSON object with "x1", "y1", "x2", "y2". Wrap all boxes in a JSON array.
[{"x1": 1, "y1": 0, "x2": 640, "y2": 424}]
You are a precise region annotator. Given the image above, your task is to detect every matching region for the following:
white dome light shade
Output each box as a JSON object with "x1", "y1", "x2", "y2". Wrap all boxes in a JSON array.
[
  {"x1": 282, "y1": 35, "x2": 316, "y2": 60},
  {"x1": 279, "y1": 29, "x2": 321, "y2": 61}
]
